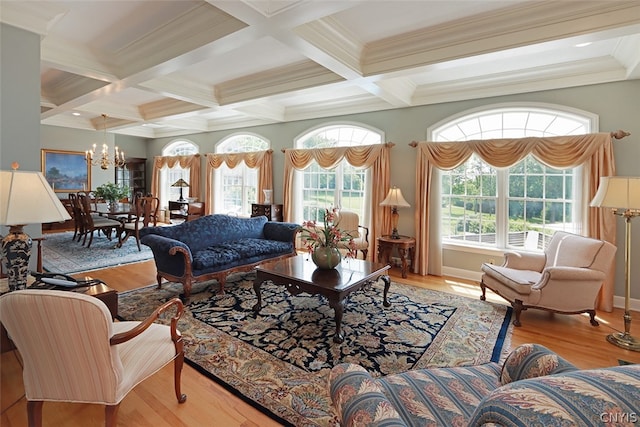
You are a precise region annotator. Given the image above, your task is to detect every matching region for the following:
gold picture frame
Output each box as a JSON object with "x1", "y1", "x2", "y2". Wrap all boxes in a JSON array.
[{"x1": 41, "y1": 149, "x2": 91, "y2": 193}]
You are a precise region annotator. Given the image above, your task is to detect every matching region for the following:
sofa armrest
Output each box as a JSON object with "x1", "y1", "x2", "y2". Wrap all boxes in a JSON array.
[
  {"x1": 471, "y1": 365, "x2": 640, "y2": 427},
  {"x1": 329, "y1": 363, "x2": 407, "y2": 427},
  {"x1": 500, "y1": 344, "x2": 578, "y2": 385},
  {"x1": 263, "y1": 222, "x2": 300, "y2": 243},
  {"x1": 535, "y1": 266, "x2": 605, "y2": 288},
  {"x1": 140, "y1": 234, "x2": 193, "y2": 277},
  {"x1": 502, "y1": 251, "x2": 546, "y2": 271}
]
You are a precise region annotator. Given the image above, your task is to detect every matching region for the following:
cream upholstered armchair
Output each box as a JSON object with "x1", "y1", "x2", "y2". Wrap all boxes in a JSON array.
[
  {"x1": 0, "y1": 290, "x2": 186, "y2": 427},
  {"x1": 335, "y1": 210, "x2": 369, "y2": 259},
  {"x1": 480, "y1": 231, "x2": 616, "y2": 327}
]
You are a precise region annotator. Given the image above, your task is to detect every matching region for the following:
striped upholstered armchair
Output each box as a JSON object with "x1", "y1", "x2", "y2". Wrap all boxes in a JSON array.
[
  {"x1": 329, "y1": 343, "x2": 640, "y2": 426},
  {"x1": 0, "y1": 289, "x2": 187, "y2": 427}
]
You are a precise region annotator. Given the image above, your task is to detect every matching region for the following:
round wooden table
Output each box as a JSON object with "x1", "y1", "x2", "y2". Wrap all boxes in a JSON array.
[{"x1": 376, "y1": 235, "x2": 416, "y2": 278}]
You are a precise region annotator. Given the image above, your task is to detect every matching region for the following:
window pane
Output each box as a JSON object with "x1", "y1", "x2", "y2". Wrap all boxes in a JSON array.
[
  {"x1": 214, "y1": 135, "x2": 268, "y2": 215},
  {"x1": 295, "y1": 125, "x2": 382, "y2": 223},
  {"x1": 435, "y1": 107, "x2": 587, "y2": 250}
]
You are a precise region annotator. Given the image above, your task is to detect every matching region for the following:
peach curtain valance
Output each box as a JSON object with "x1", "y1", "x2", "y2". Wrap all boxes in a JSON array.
[
  {"x1": 414, "y1": 132, "x2": 613, "y2": 170},
  {"x1": 150, "y1": 154, "x2": 201, "y2": 202},
  {"x1": 284, "y1": 143, "x2": 391, "y2": 170},
  {"x1": 204, "y1": 150, "x2": 274, "y2": 212}
]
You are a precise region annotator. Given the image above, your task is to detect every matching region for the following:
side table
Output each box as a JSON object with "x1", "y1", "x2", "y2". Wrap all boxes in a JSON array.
[{"x1": 377, "y1": 235, "x2": 416, "y2": 278}]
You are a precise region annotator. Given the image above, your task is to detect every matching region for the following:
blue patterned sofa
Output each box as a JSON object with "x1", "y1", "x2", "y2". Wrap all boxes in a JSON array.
[
  {"x1": 330, "y1": 344, "x2": 640, "y2": 426},
  {"x1": 140, "y1": 214, "x2": 299, "y2": 298}
]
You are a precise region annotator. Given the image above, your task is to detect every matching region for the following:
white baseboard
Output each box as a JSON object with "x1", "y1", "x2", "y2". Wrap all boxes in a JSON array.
[{"x1": 442, "y1": 267, "x2": 640, "y2": 312}]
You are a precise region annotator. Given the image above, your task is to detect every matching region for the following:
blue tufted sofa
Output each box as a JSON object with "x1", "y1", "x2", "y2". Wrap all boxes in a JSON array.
[
  {"x1": 330, "y1": 343, "x2": 640, "y2": 426},
  {"x1": 140, "y1": 214, "x2": 299, "y2": 298}
]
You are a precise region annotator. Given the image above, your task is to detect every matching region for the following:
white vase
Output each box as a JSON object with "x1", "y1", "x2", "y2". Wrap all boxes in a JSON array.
[{"x1": 263, "y1": 189, "x2": 272, "y2": 204}]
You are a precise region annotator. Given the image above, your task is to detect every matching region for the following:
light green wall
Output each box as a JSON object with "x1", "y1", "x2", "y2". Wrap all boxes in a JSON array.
[
  {"x1": 40, "y1": 125, "x2": 148, "y2": 192},
  {"x1": 147, "y1": 80, "x2": 640, "y2": 302}
]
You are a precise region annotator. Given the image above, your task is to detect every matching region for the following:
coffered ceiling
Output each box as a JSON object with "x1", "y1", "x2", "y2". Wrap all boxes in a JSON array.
[{"x1": 2, "y1": 0, "x2": 639, "y2": 138}]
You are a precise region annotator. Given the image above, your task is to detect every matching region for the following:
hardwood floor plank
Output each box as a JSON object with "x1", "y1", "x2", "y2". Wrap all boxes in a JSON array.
[{"x1": 2, "y1": 260, "x2": 639, "y2": 426}]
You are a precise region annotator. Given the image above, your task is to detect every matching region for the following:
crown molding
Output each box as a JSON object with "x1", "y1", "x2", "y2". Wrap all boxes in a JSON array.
[
  {"x1": 412, "y1": 57, "x2": 627, "y2": 105},
  {"x1": 138, "y1": 76, "x2": 219, "y2": 108},
  {"x1": 293, "y1": 16, "x2": 363, "y2": 77},
  {"x1": 216, "y1": 60, "x2": 343, "y2": 105},
  {"x1": 363, "y1": 1, "x2": 640, "y2": 76},
  {"x1": 140, "y1": 98, "x2": 207, "y2": 121},
  {"x1": 233, "y1": 102, "x2": 286, "y2": 122},
  {"x1": 0, "y1": 2, "x2": 66, "y2": 36},
  {"x1": 114, "y1": 4, "x2": 247, "y2": 77}
]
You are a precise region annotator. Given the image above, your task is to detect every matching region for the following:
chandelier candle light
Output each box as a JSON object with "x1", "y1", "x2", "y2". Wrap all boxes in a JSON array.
[
  {"x1": 85, "y1": 114, "x2": 125, "y2": 170},
  {"x1": 380, "y1": 186, "x2": 411, "y2": 239},
  {"x1": 591, "y1": 176, "x2": 640, "y2": 352},
  {"x1": 1, "y1": 163, "x2": 72, "y2": 291}
]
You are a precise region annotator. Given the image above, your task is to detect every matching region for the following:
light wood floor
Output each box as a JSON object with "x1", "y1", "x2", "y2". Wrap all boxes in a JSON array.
[{"x1": 2, "y1": 259, "x2": 639, "y2": 426}]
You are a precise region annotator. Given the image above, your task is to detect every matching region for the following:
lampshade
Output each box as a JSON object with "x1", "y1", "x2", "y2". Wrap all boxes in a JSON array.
[
  {"x1": 1, "y1": 169, "x2": 71, "y2": 225},
  {"x1": 380, "y1": 187, "x2": 410, "y2": 208},
  {"x1": 590, "y1": 177, "x2": 640, "y2": 210},
  {"x1": 171, "y1": 179, "x2": 190, "y2": 188}
]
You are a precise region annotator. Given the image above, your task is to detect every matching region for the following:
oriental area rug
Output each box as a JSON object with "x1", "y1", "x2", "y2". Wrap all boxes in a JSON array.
[
  {"x1": 117, "y1": 272, "x2": 513, "y2": 427},
  {"x1": 41, "y1": 231, "x2": 153, "y2": 274}
]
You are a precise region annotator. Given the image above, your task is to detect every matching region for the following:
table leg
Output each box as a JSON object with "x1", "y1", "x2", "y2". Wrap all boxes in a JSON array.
[
  {"x1": 329, "y1": 297, "x2": 345, "y2": 343},
  {"x1": 252, "y1": 278, "x2": 263, "y2": 313},
  {"x1": 398, "y1": 247, "x2": 409, "y2": 278},
  {"x1": 380, "y1": 275, "x2": 391, "y2": 307}
]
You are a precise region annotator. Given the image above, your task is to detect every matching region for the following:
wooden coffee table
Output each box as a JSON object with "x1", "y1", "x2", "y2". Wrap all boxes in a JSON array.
[{"x1": 253, "y1": 255, "x2": 391, "y2": 343}]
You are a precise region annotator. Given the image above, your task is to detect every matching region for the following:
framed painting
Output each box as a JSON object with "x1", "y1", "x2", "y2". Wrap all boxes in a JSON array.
[{"x1": 41, "y1": 149, "x2": 90, "y2": 193}]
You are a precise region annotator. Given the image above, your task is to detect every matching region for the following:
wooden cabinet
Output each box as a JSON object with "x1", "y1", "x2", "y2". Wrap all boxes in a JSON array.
[
  {"x1": 115, "y1": 157, "x2": 146, "y2": 198},
  {"x1": 169, "y1": 201, "x2": 205, "y2": 222},
  {"x1": 251, "y1": 204, "x2": 283, "y2": 222}
]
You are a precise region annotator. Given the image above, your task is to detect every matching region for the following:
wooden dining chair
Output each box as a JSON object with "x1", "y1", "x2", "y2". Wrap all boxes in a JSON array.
[
  {"x1": 77, "y1": 193, "x2": 122, "y2": 248},
  {"x1": 119, "y1": 196, "x2": 160, "y2": 250}
]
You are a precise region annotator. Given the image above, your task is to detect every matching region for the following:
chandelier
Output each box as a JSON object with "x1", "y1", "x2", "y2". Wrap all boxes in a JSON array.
[{"x1": 85, "y1": 114, "x2": 125, "y2": 170}]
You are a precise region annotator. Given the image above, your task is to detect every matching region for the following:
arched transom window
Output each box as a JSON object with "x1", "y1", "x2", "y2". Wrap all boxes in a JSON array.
[{"x1": 431, "y1": 104, "x2": 595, "y2": 250}]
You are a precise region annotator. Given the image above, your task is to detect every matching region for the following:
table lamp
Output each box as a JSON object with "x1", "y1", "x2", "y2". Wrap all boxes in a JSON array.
[
  {"x1": 171, "y1": 178, "x2": 190, "y2": 202},
  {"x1": 1, "y1": 163, "x2": 71, "y2": 291},
  {"x1": 380, "y1": 186, "x2": 410, "y2": 239},
  {"x1": 590, "y1": 176, "x2": 640, "y2": 352}
]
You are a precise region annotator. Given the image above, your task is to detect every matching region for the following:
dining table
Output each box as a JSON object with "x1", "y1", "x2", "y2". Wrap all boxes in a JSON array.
[{"x1": 94, "y1": 202, "x2": 136, "y2": 218}]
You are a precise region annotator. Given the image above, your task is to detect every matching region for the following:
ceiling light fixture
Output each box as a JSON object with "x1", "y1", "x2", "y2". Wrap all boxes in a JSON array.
[{"x1": 85, "y1": 114, "x2": 125, "y2": 170}]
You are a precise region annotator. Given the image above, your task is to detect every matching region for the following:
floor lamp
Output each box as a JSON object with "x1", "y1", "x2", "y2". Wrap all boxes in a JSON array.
[
  {"x1": 591, "y1": 176, "x2": 640, "y2": 352},
  {"x1": 1, "y1": 163, "x2": 71, "y2": 291}
]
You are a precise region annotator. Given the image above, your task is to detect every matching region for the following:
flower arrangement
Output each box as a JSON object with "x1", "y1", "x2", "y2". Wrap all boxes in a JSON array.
[
  {"x1": 94, "y1": 182, "x2": 129, "y2": 203},
  {"x1": 301, "y1": 208, "x2": 356, "y2": 259}
]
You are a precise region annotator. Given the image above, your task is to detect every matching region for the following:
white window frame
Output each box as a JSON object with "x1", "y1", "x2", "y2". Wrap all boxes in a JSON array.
[
  {"x1": 293, "y1": 122, "x2": 384, "y2": 225},
  {"x1": 429, "y1": 102, "x2": 597, "y2": 253},
  {"x1": 213, "y1": 133, "x2": 270, "y2": 216},
  {"x1": 160, "y1": 139, "x2": 198, "y2": 209}
]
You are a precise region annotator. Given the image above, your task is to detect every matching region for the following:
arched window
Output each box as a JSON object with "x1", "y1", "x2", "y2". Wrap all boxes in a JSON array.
[
  {"x1": 294, "y1": 123, "x2": 383, "y2": 223},
  {"x1": 430, "y1": 103, "x2": 595, "y2": 250},
  {"x1": 214, "y1": 134, "x2": 269, "y2": 215},
  {"x1": 160, "y1": 140, "x2": 198, "y2": 206}
]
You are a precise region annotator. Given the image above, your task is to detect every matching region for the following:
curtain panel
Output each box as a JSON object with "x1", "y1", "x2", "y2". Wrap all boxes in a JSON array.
[
  {"x1": 413, "y1": 132, "x2": 619, "y2": 311},
  {"x1": 283, "y1": 143, "x2": 393, "y2": 260},
  {"x1": 150, "y1": 155, "x2": 201, "y2": 205},
  {"x1": 204, "y1": 150, "x2": 273, "y2": 214}
]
